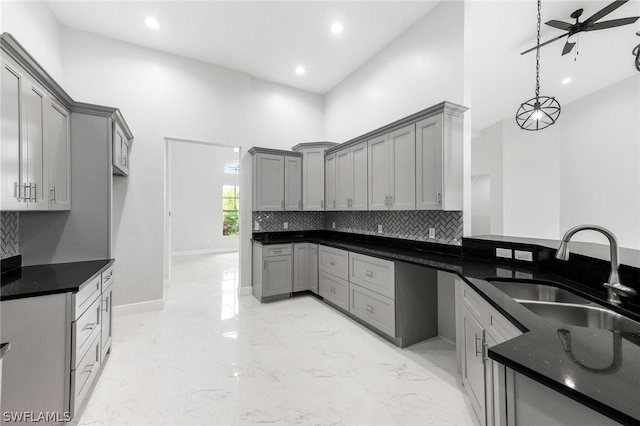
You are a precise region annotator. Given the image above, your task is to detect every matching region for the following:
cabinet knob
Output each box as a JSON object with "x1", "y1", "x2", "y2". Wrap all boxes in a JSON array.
[
  {"x1": 329, "y1": 259, "x2": 336, "y2": 266},
  {"x1": 330, "y1": 287, "x2": 336, "y2": 294},
  {"x1": 365, "y1": 270, "x2": 374, "y2": 278},
  {"x1": 365, "y1": 305, "x2": 374, "y2": 313}
]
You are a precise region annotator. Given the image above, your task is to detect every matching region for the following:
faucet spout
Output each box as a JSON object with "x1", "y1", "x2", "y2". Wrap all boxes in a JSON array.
[{"x1": 556, "y1": 225, "x2": 636, "y2": 306}]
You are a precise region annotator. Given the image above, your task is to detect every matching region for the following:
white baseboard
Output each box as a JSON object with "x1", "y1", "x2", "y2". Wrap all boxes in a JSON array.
[
  {"x1": 239, "y1": 286, "x2": 252, "y2": 296},
  {"x1": 172, "y1": 248, "x2": 239, "y2": 257},
  {"x1": 113, "y1": 299, "x2": 165, "y2": 317}
]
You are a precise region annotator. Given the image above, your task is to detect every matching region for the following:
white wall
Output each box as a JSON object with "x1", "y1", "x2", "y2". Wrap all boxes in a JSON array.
[
  {"x1": 471, "y1": 121, "x2": 503, "y2": 235},
  {"x1": 0, "y1": 1, "x2": 63, "y2": 81},
  {"x1": 323, "y1": 1, "x2": 465, "y2": 142},
  {"x1": 59, "y1": 28, "x2": 324, "y2": 306},
  {"x1": 170, "y1": 142, "x2": 240, "y2": 255},
  {"x1": 473, "y1": 74, "x2": 640, "y2": 249}
]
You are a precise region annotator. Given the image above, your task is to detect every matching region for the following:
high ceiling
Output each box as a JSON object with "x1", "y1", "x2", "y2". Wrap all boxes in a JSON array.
[{"x1": 47, "y1": 0, "x2": 640, "y2": 130}]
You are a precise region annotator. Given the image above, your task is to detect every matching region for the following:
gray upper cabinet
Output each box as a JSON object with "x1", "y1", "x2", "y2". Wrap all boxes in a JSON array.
[
  {"x1": 284, "y1": 156, "x2": 302, "y2": 211},
  {"x1": 46, "y1": 98, "x2": 71, "y2": 210},
  {"x1": 416, "y1": 110, "x2": 464, "y2": 211},
  {"x1": 301, "y1": 148, "x2": 325, "y2": 210},
  {"x1": 334, "y1": 141, "x2": 367, "y2": 211},
  {"x1": 1, "y1": 53, "x2": 71, "y2": 211},
  {"x1": 325, "y1": 152, "x2": 336, "y2": 211},
  {"x1": 253, "y1": 152, "x2": 285, "y2": 211},
  {"x1": 250, "y1": 148, "x2": 302, "y2": 211},
  {"x1": 112, "y1": 120, "x2": 132, "y2": 176},
  {"x1": 368, "y1": 123, "x2": 415, "y2": 210}
]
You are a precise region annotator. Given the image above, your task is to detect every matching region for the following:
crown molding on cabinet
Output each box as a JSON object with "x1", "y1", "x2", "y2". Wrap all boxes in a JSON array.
[
  {"x1": 1, "y1": 32, "x2": 134, "y2": 141},
  {"x1": 248, "y1": 147, "x2": 302, "y2": 157},
  {"x1": 291, "y1": 141, "x2": 339, "y2": 152},
  {"x1": 325, "y1": 101, "x2": 468, "y2": 155}
]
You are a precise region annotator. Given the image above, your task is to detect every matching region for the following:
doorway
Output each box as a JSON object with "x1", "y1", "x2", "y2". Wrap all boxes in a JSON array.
[{"x1": 163, "y1": 138, "x2": 242, "y2": 283}]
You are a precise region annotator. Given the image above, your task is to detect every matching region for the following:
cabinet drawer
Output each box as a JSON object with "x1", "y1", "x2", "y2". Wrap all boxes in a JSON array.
[
  {"x1": 263, "y1": 244, "x2": 292, "y2": 257},
  {"x1": 71, "y1": 332, "x2": 101, "y2": 416},
  {"x1": 101, "y1": 265, "x2": 114, "y2": 289},
  {"x1": 349, "y1": 283, "x2": 396, "y2": 337},
  {"x1": 487, "y1": 307, "x2": 522, "y2": 343},
  {"x1": 318, "y1": 245, "x2": 349, "y2": 280},
  {"x1": 75, "y1": 275, "x2": 101, "y2": 319},
  {"x1": 349, "y1": 252, "x2": 395, "y2": 299},
  {"x1": 72, "y1": 295, "x2": 101, "y2": 368},
  {"x1": 319, "y1": 271, "x2": 349, "y2": 311}
]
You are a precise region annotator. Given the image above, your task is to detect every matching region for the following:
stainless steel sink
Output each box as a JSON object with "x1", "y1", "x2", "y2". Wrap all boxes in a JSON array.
[
  {"x1": 519, "y1": 301, "x2": 640, "y2": 333},
  {"x1": 488, "y1": 281, "x2": 591, "y2": 304}
]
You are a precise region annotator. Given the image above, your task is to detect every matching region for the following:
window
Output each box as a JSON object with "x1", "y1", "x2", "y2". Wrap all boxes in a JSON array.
[
  {"x1": 222, "y1": 185, "x2": 240, "y2": 236},
  {"x1": 224, "y1": 161, "x2": 239, "y2": 175}
]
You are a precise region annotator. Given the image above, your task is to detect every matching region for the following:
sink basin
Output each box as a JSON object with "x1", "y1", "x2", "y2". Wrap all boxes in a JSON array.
[
  {"x1": 519, "y1": 301, "x2": 640, "y2": 333},
  {"x1": 488, "y1": 281, "x2": 591, "y2": 304}
]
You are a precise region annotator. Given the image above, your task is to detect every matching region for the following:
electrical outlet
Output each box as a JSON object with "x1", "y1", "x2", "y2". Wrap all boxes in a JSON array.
[
  {"x1": 377, "y1": 224, "x2": 383, "y2": 233},
  {"x1": 496, "y1": 248, "x2": 513, "y2": 259},
  {"x1": 332, "y1": 222, "x2": 336, "y2": 229},
  {"x1": 496, "y1": 267, "x2": 513, "y2": 278},
  {"x1": 428, "y1": 228, "x2": 436, "y2": 239},
  {"x1": 254, "y1": 221, "x2": 260, "y2": 231},
  {"x1": 283, "y1": 222, "x2": 288, "y2": 230},
  {"x1": 514, "y1": 250, "x2": 533, "y2": 262}
]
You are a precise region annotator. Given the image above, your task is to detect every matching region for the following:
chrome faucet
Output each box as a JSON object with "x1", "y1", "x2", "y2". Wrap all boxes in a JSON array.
[{"x1": 556, "y1": 225, "x2": 637, "y2": 306}]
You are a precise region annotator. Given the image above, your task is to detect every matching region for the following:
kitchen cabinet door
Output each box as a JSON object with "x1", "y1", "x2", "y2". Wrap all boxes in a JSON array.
[
  {"x1": 302, "y1": 148, "x2": 325, "y2": 210},
  {"x1": 367, "y1": 134, "x2": 389, "y2": 211},
  {"x1": 284, "y1": 156, "x2": 302, "y2": 211},
  {"x1": 101, "y1": 283, "x2": 113, "y2": 362},
  {"x1": 325, "y1": 153, "x2": 336, "y2": 211},
  {"x1": 335, "y1": 148, "x2": 351, "y2": 210},
  {"x1": 293, "y1": 243, "x2": 310, "y2": 292},
  {"x1": 462, "y1": 305, "x2": 487, "y2": 425},
  {"x1": 263, "y1": 255, "x2": 293, "y2": 297},
  {"x1": 23, "y1": 77, "x2": 48, "y2": 210},
  {"x1": 112, "y1": 121, "x2": 130, "y2": 176},
  {"x1": 45, "y1": 98, "x2": 71, "y2": 210},
  {"x1": 309, "y1": 244, "x2": 319, "y2": 294},
  {"x1": 350, "y1": 142, "x2": 368, "y2": 210},
  {"x1": 388, "y1": 124, "x2": 416, "y2": 210},
  {"x1": 416, "y1": 114, "x2": 444, "y2": 210},
  {"x1": 1, "y1": 56, "x2": 25, "y2": 210},
  {"x1": 254, "y1": 153, "x2": 284, "y2": 211}
]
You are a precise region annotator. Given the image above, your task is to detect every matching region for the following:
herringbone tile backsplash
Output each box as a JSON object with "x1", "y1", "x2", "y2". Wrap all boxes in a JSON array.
[
  {"x1": 253, "y1": 210, "x2": 462, "y2": 245},
  {"x1": 1, "y1": 212, "x2": 19, "y2": 259}
]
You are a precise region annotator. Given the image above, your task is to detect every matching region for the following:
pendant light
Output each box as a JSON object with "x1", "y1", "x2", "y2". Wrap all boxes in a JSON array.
[{"x1": 516, "y1": 0, "x2": 561, "y2": 131}]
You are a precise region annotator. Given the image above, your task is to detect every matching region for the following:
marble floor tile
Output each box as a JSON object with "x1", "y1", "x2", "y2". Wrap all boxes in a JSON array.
[{"x1": 76, "y1": 253, "x2": 477, "y2": 425}]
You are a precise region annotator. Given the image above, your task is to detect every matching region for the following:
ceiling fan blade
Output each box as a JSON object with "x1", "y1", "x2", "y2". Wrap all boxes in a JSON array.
[
  {"x1": 520, "y1": 33, "x2": 569, "y2": 55},
  {"x1": 586, "y1": 16, "x2": 640, "y2": 30},
  {"x1": 562, "y1": 40, "x2": 576, "y2": 55},
  {"x1": 585, "y1": 0, "x2": 628, "y2": 23},
  {"x1": 546, "y1": 20, "x2": 573, "y2": 30}
]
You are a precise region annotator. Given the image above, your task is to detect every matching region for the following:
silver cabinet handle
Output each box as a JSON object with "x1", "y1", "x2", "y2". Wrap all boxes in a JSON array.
[
  {"x1": 50, "y1": 186, "x2": 57, "y2": 203},
  {"x1": 365, "y1": 270, "x2": 374, "y2": 277},
  {"x1": 30, "y1": 183, "x2": 37, "y2": 202},
  {"x1": 482, "y1": 341, "x2": 489, "y2": 362},
  {"x1": 14, "y1": 182, "x2": 20, "y2": 200},
  {"x1": 384, "y1": 196, "x2": 389, "y2": 206},
  {"x1": 83, "y1": 322, "x2": 97, "y2": 331},
  {"x1": 321, "y1": 200, "x2": 324, "y2": 209},
  {"x1": 102, "y1": 295, "x2": 110, "y2": 312},
  {"x1": 365, "y1": 305, "x2": 374, "y2": 313},
  {"x1": 330, "y1": 287, "x2": 336, "y2": 294},
  {"x1": 475, "y1": 335, "x2": 482, "y2": 357},
  {"x1": 333, "y1": 200, "x2": 336, "y2": 208},
  {"x1": 389, "y1": 195, "x2": 393, "y2": 205},
  {"x1": 22, "y1": 183, "x2": 31, "y2": 202},
  {"x1": 84, "y1": 362, "x2": 96, "y2": 374},
  {"x1": 437, "y1": 191, "x2": 442, "y2": 204},
  {"x1": 329, "y1": 259, "x2": 336, "y2": 265}
]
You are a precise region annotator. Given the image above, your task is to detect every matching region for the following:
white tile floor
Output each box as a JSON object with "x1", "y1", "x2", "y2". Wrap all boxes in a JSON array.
[{"x1": 77, "y1": 253, "x2": 477, "y2": 425}]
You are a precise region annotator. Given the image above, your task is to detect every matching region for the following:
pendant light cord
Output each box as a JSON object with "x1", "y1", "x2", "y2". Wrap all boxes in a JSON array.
[{"x1": 535, "y1": 0, "x2": 541, "y2": 100}]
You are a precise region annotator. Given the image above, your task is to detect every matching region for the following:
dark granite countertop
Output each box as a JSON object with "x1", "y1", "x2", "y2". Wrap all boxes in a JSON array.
[
  {"x1": 252, "y1": 231, "x2": 640, "y2": 424},
  {"x1": 0, "y1": 259, "x2": 114, "y2": 301}
]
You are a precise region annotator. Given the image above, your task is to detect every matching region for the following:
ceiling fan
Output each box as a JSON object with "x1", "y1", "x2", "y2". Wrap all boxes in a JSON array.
[{"x1": 521, "y1": 0, "x2": 640, "y2": 56}]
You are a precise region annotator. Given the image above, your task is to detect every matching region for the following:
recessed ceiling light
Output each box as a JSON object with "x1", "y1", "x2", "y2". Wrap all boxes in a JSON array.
[
  {"x1": 331, "y1": 22, "x2": 344, "y2": 35},
  {"x1": 295, "y1": 66, "x2": 306, "y2": 75},
  {"x1": 144, "y1": 17, "x2": 160, "y2": 30},
  {"x1": 561, "y1": 77, "x2": 572, "y2": 85}
]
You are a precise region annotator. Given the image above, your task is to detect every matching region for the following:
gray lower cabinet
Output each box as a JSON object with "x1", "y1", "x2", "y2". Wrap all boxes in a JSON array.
[
  {"x1": 456, "y1": 279, "x2": 523, "y2": 426},
  {"x1": 293, "y1": 243, "x2": 310, "y2": 292},
  {"x1": 309, "y1": 244, "x2": 319, "y2": 294},
  {"x1": 349, "y1": 283, "x2": 396, "y2": 338},
  {"x1": 252, "y1": 242, "x2": 293, "y2": 301},
  {"x1": 319, "y1": 270, "x2": 349, "y2": 311},
  {"x1": 100, "y1": 266, "x2": 114, "y2": 361}
]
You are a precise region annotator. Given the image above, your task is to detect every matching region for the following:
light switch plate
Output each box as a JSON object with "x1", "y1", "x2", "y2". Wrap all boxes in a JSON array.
[
  {"x1": 496, "y1": 248, "x2": 513, "y2": 259},
  {"x1": 514, "y1": 250, "x2": 533, "y2": 262},
  {"x1": 496, "y1": 267, "x2": 513, "y2": 278},
  {"x1": 283, "y1": 222, "x2": 288, "y2": 230},
  {"x1": 377, "y1": 224, "x2": 383, "y2": 233},
  {"x1": 428, "y1": 228, "x2": 436, "y2": 239},
  {"x1": 254, "y1": 221, "x2": 260, "y2": 231}
]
